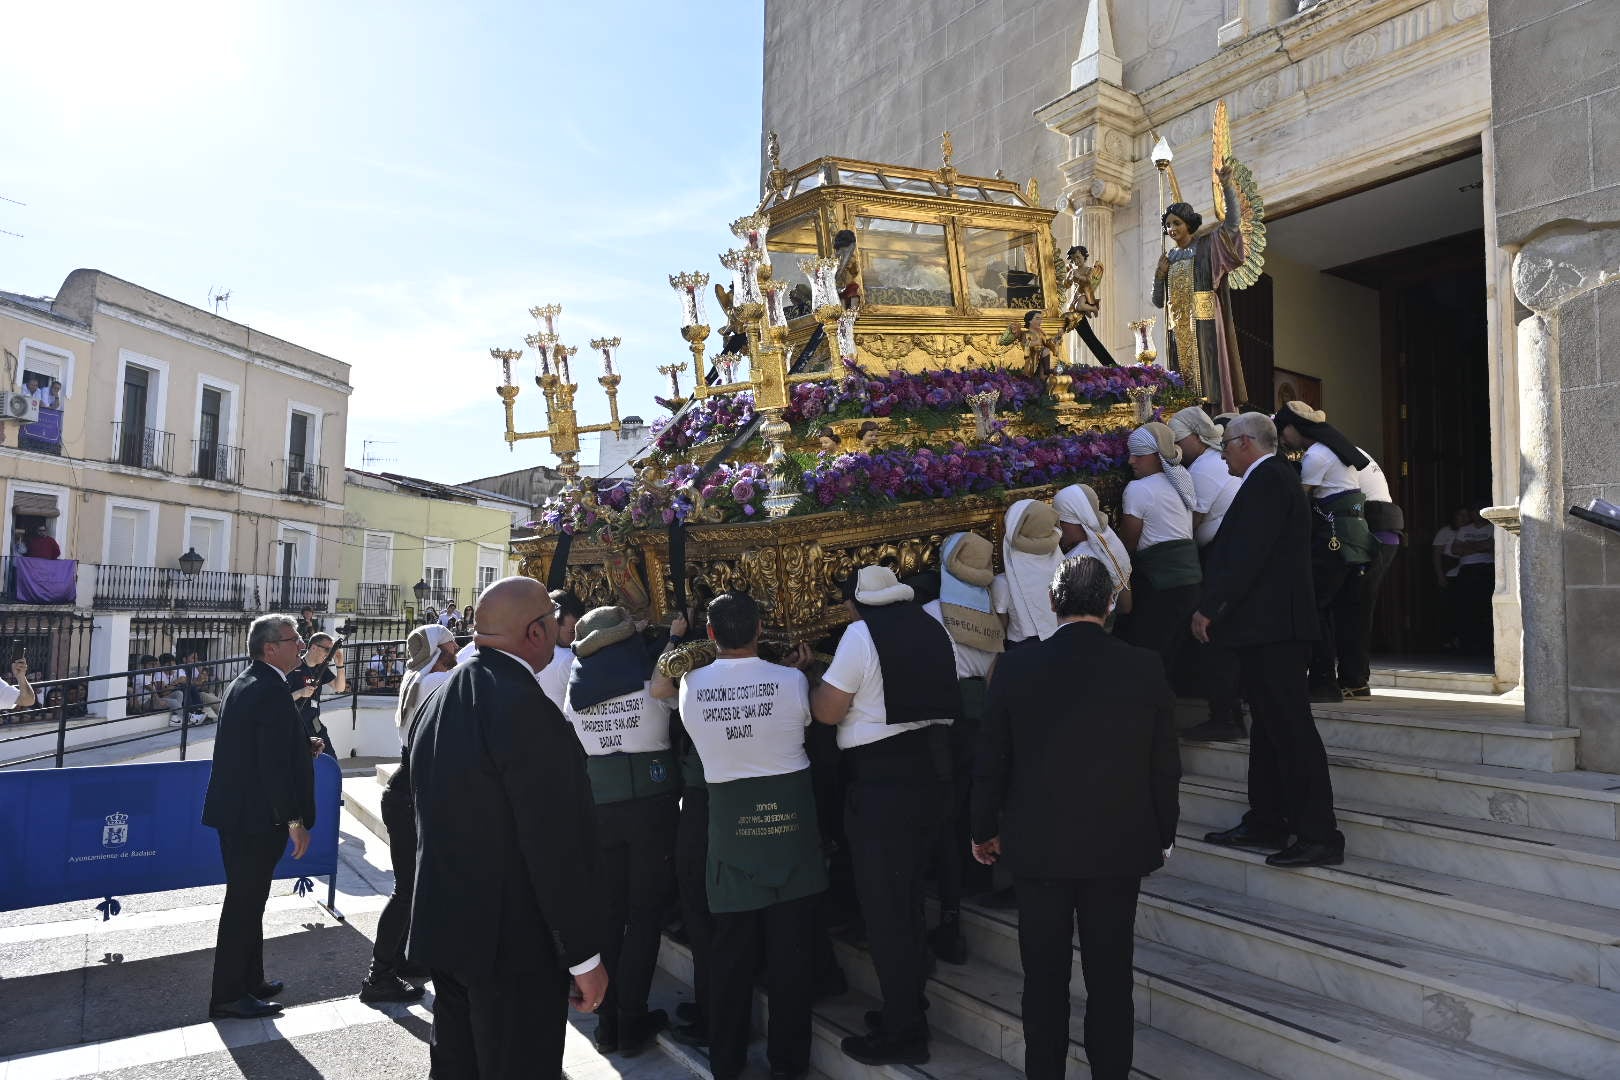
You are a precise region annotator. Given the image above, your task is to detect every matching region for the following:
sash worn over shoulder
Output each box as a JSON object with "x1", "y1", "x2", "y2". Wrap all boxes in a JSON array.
[
  {"x1": 705, "y1": 767, "x2": 827, "y2": 914},
  {"x1": 857, "y1": 602, "x2": 963, "y2": 725}
]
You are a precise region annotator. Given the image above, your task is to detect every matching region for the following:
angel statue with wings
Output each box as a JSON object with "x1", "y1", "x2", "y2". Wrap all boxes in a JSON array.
[{"x1": 1150, "y1": 101, "x2": 1266, "y2": 413}]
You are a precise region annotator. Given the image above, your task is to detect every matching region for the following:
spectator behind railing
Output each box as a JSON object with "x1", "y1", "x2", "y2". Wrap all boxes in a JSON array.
[
  {"x1": 1, "y1": 658, "x2": 37, "y2": 712},
  {"x1": 153, "y1": 652, "x2": 191, "y2": 726},
  {"x1": 185, "y1": 650, "x2": 221, "y2": 723},
  {"x1": 129, "y1": 654, "x2": 159, "y2": 714}
]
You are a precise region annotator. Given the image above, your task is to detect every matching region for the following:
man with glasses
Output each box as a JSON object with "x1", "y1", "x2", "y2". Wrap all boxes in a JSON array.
[
  {"x1": 202, "y1": 614, "x2": 324, "y2": 1019},
  {"x1": 408, "y1": 576, "x2": 608, "y2": 1079},
  {"x1": 1190, "y1": 412, "x2": 1344, "y2": 870}
]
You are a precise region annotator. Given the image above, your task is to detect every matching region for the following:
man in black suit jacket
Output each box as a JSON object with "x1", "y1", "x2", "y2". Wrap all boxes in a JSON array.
[
  {"x1": 1192, "y1": 411, "x2": 1344, "y2": 868},
  {"x1": 408, "y1": 576, "x2": 607, "y2": 1079},
  {"x1": 201, "y1": 613, "x2": 320, "y2": 1019},
  {"x1": 972, "y1": 556, "x2": 1179, "y2": 1080}
]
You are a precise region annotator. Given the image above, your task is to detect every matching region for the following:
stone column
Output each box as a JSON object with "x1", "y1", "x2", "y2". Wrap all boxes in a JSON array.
[
  {"x1": 1074, "y1": 180, "x2": 1133, "y2": 364},
  {"x1": 89, "y1": 612, "x2": 132, "y2": 721}
]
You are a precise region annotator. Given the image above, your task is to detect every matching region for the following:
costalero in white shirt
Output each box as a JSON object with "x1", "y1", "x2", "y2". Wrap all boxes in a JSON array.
[{"x1": 679, "y1": 656, "x2": 811, "y2": 785}]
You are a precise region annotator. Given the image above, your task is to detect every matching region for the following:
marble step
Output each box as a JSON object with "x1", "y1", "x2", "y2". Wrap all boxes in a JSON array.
[
  {"x1": 1305, "y1": 701, "x2": 1571, "y2": 772},
  {"x1": 1168, "y1": 824, "x2": 1620, "y2": 991},
  {"x1": 342, "y1": 774, "x2": 387, "y2": 845},
  {"x1": 1369, "y1": 667, "x2": 1502, "y2": 695},
  {"x1": 1181, "y1": 741, "x2": 1620, "y2": 840},
  {"x1": 898, "y1": 904, "x2": 1571, "y2": 1080},
  {"x1": 1130, "y1": 874, "x2": 1620, "y2": 1079},
  {"x1": 654, "y1": 936, "x2": 1030, "y2": 1080},
  {"x1": 1181, "y1": 775, "x2": 1620, "y2": 911}
]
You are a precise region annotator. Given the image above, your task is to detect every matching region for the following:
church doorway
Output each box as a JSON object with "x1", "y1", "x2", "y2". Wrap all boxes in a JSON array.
[{"x1": 1239, "y1": 152, "x2": 1492, "y2": 665}]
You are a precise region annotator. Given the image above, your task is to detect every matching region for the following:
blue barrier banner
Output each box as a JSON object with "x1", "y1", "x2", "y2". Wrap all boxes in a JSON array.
[{"x1": 0, "y1": 756, "x2": 342, "y2": 913}]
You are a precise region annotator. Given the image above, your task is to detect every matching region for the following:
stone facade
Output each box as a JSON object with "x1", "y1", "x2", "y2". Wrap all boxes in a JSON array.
[{"x1": 1489, "y1": 0, "x2": 1620, "y2": 767}]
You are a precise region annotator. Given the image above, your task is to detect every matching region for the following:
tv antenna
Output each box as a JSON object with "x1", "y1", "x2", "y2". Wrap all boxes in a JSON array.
[
  {"x1": 0, "y1": 193, "x2": 23, "y2": 238},
  {"x1": 362, "y1": 440, "x2": 398, "y2": 469},
  {"x1": 207, "y1": 286, "x2": 232, "y2": 314}
]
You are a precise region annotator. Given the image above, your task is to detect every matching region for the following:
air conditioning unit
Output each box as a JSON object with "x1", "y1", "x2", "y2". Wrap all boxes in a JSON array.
[{"x1": 1, "y1": 392, "x2": 40, "y2": 423}]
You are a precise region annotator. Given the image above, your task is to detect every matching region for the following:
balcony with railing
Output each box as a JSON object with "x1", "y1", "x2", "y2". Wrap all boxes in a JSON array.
[
  {"x1": 90, "y1": 565, "x2": 334, "y2": 612},
  {"x1": 422, "y1": 586, "x2": 459, "y2": 612},
  {"x1": 279, "y1": 459, "x2": 328, "y2": 500},
  {"x1": 190, "y1": 440, "x2": 246, "y2": 485},
  {"x1": 358, "y1": 582, "x2": 400, "y2": 616},
  {"x1": 3, "y1": 556, "x2": 78, "y2": 605},
  {"x1": 110, "y1": 422, "x2": 174, "y2": 473}
]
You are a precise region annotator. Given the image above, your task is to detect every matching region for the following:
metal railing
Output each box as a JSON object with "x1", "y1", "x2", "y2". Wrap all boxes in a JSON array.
[
  {"x1": 0, "y1": 609, "x2": 96, "y2": 684},
  {"x1": 271, "y1": 574, "x2": 331, "y2": 611},
  {"x1": 110, "y1": 422, "x2": 174, "y2": 472},
  {"x1": 358, "y1": 582, "x2": 400, "y2": 615},
  {"x1": 90, "y1": 567, "x2": 332, "y2": 612},
  {"x1": 279, "y1": 460, "x2": 328, "y2": 500},
  {"x1": 421, "y1": 587, "x2": 459, "y2": 611},
  {"x1": 190, "y1": 440, "x2": 246, "y2": 484}
]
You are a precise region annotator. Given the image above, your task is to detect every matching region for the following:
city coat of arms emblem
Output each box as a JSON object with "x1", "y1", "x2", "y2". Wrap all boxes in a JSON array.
[{"x1": 102, "y1": 811, "x2": 129, "y2": 849}]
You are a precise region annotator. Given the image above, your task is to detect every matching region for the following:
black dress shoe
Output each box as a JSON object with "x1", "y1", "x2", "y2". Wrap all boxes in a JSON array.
[
  {"x1": 617, "y1": 1008, "x2": 668, "y2": 1057},
  {"x1": 1180, "y1": 720, "x2": 1246, "y2": 742},
  {"x1": 209, "y1": 995, "x2": 283, "y2": 1020},
  {"x1": 1266, "y1": 841, "x2": 1345, "y2": 868},
  {"x1": 359, "y1": 973, "x2": 426, "y2": 1004},
  {"x1": 670, "y1": 1021, "x2": 708, "y2": 1047},
  {"x1": 253, "y1": 979, "x2": 284, "y2": 1000},
  {"x1": 841, "y1": 1030, "x2": 929, "y2": 1066},
  {"x1": 1203, "y1": 823, "x2": 1290, "y2": 850},
  {"x1": 864, "y1": 997, "x2": 929, "y2": 1033}
]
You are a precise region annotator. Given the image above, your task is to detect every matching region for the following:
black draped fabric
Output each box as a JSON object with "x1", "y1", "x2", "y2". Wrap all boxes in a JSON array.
[
  {"x1": 855, "y1": 602, "x2": 962, "y2": 726},
  {"x1": 568, "y1": 635, "x2": 655, "y2": 711}
]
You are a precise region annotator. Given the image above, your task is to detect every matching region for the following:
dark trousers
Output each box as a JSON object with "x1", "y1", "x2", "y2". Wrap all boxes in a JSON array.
[
  {"x1": 708, "y1": 893, "x2": 817, "y2": 1080},
  {"x1": 210, "y1": 827, "x2": 288, "y2": 1004},
  {"x1": 675, "y1": 786, "x2": 713, "y2": 1026},
  {"x1": 845, "y1": 774, "x2": 940, "y2": 1037},
  {"x1": 1201, "y1": 640, "x2": 1244, "y2": 725},
  {"x1": 1338, "y1": 542, "x2": 1398, "y2": 689},
  {"x1": 1238, "y1": 641, "x2": 1343, "y2": 848},
  {"x1": 1016, "y1": 875, "x2": 1141, "y2": 1080},
  {"x1": 1309, "y1": 552, "x2": 1364, "y2": 690},
  {"x1": 372, "y1": 779, "x2": 415, "y2": 972},
  {"x1": 597, "y1": 793, "x2": 679, "y2": 1025},
  {"x1": 1456, "y1": 563, "x2": 1495, "y2": 656},
  {"x1": 1123, "y1": 579, "x2": 1199, "y2": 677},
  {"x1": 429, "y1": 966, "x2": 567, "y2": 1080}
]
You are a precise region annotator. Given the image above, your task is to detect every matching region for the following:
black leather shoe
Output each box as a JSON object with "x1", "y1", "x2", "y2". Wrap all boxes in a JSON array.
[
  {"x1": 252, "y1": 979, "x2": 284, "y2": 1000},
  {"x1": 1203, "y1": 823, "x2": 1290, "y2": 850},
  {"x1": 841, "y1": 1030, "x2": 929, "y2": 1066},
  {"x1": 864, "y1": 997, "x2": 929, "y2": 1033},
  {"x1": 617, "y1": 1008, "x2": 668, "y2": 1057},
  {"x1": 1181, "y1": 720, "x2": 1246, "y2": 742},
  {"x1": 1266, "y1": 841, "x2": 1345, "y2": 868},
  {"x1": 209, "y1": 995, "x2": 283, "y2": 1020},
  {"x1": 670, "y1": 1021, "x2": 708, "y2": 1047},
  {"x1": 359, "y1": 973, "x2": 425, "y2": 1004}
]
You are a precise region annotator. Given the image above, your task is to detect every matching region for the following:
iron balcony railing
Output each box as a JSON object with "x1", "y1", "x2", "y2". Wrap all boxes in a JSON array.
[
  {"x1": 279, "y1": 459, "x2": 328, "y2": 500},
  {"x1": 91, "y1": 566, "x2": 333, "y2": 612},
  {"x1": 190, "y1": 440, "x2": 246, "y2": 485},
  {"x1": 110, "y1": 422, "x2": 174, "y2": 472},
  {"x1": 358, "y1": 582, "x2": 400, "y2": 615},
  {"x1": 421, "y1": 586, "x2": 459, "y2": 612}
]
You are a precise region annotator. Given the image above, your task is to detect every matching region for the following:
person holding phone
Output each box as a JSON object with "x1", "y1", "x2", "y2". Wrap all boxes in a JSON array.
[
  {"x1": 1, "y1": 656, "x2": 36, "y2": 712},
  {"x1": 287, "y1": 633, "x2": 346, "y2": 760}
]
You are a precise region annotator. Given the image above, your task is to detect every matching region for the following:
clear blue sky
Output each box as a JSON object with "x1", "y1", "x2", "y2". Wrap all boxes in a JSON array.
[{"x1": 2, "y1": 0, "x2": 765, "y2": 484}]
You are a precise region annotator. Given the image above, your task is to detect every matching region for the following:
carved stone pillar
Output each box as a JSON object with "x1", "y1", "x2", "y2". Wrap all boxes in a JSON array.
[{"x1": 1074, "y1": 179, "x2": 1132, "y2": 364}]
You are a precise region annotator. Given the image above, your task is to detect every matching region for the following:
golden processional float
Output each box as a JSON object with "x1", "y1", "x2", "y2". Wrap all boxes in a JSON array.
[{"x1": 496, "y1": 120, "x2": 1265, "y2": 646}]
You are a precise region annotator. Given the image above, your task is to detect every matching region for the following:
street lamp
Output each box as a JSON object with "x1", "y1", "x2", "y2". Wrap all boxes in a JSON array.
[
  {"x1": 177, "y1": 548, "x2": 205, "y2": 577},
  {"x1": 412, "y1": 579, "x2": 429, "y2": 607}
]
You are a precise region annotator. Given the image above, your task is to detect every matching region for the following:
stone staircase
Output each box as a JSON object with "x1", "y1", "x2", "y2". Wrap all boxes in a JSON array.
[{"x1": 344, "y1": 685, "x2": 1620, "y2": 1078}]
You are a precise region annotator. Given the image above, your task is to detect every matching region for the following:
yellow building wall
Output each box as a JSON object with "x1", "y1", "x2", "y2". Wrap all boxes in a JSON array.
[{"x1": 338, "y1": 484, "x2": 515, "y2": 615}]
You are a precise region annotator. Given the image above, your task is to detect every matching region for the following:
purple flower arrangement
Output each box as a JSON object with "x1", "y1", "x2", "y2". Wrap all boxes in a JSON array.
[
  {"x1": 798, "y1": 428, "x2": 1129, "y2": 510},
  {"x1": 651, "y1": 392, "x2": 756, "y2": 453},
  {"x1": 1064, "y1": 363, "x2": 1187, "y2": 405},
  {"x1": 538, "y1": 460, "x2": 772, "y2": 538}
]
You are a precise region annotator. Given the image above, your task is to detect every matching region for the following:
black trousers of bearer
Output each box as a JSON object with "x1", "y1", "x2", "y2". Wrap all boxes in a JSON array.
[
  {"x1": 596, "y1": 792, "x2": 679, "y2": 1026},
  {"x1": 708, "y1": 892, "x2": 817, "y2": 1080}
]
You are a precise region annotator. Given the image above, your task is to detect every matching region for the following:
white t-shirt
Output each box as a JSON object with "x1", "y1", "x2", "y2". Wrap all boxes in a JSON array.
[
  {"x1": 565, "y1": 683, "x2": 673, "y2": 756},
  {"x1": 923, "y1": 599, "x2": 995, "y2": 679},
  {"x1": 1450, "y1": 522, "x2": 1495, "y2": 568},
  {"x1": 1355, "y1": 449, "x2": 1393, "y2": 503},
  {"x1": 537, "y1": 645, "x2": 572, "y2": 711},
  {"x1": 438, "y1": 610, "x2": 456, "y2": 628},
  {"x1": 1299, "y1": 442, "x2": 1359, "y2": 498},
  {"x1": 1433, "y1": 525, "x2": 1461, "y2": 578},
  {"x1": 821, "y1": 620, "x2": 939, "y2": 750},
  {"x1": 679, "y1": 656, "x2": 811, "y2": 784},
  {"x1": 0, "y1": 679, "x2": 19, "y2": 710},
  {"x1": 1187, "y1": 449, "x2": 1231, "y2": 515},
  {"x1": 1194, "y1": 471, "x2": 1243, "y2": 548},
  {"x1": 1123, "y1": 473, "x2": 1194, "y2": 549}
]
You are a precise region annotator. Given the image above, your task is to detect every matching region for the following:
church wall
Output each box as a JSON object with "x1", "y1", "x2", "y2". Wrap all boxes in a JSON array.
[
  {"x1": 1264, "y1": 252, "x2": 1383, "y2": 454},
  {"x1": 762, "y1": 0, "x2": 1080, "y2": 207},
  {"x1": 1489, "y1": 0, "x2": 1620, "y2": 766}
]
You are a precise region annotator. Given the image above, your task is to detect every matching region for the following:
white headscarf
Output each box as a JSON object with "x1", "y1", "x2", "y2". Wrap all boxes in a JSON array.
[
  {"x1": 999, "y1": 500, "x2": 1062, "y2": 643},
  {"x1": 1128, "y1": 424, "x2": 1197, "y2": 513},
  {"x1": 396, "y1": 624, "x2": 455, "y2": 746},
  {"x1": 1169, "y1": 407, "x2": 1223, "y2": 451},
  {"x1": 1053, "y1": 485, "x2": 1132, "y2": 592}
]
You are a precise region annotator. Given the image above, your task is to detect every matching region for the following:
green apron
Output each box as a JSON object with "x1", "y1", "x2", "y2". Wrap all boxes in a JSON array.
[
  {"x1": 705, "y1": 767, "x2": 827, "y2": 914},
  {"x1": 1314, "y1": 490, "x2": 1375, "y2": 566},
  {"x1": 1132, "y1": 538, "x2": 1203, "y2": 589},
  {"x1": 585, "y1": 749, "x2": 681, "y2": 805}
]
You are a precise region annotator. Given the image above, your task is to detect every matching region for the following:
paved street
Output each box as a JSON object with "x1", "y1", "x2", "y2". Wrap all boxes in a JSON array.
[{"x1": 0, "y1": 799, "x2": 689, "y2": 1080}]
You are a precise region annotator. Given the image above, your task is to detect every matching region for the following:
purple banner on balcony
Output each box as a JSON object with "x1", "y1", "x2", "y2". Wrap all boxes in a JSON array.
[
  {"x1": 15, "y1": 557, "x2": 76, "y2": 604},
  {"x1": 21, "y1": 407, "x2": 63, "y2": 446}
]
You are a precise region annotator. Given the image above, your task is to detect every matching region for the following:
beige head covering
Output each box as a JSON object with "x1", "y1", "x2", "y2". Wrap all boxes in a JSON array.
[
  {"x1": 943, "y1": 531, "x2": 995, "y2": 588},
  {"x1": 853, "y1": 565, "x2": 914, "y2": 606},
  {"x1": 406, "y1": 624, "x2": 455, "y2": 673},
  {"x1": 1283, "y1": 400, "x2": 1327, "y2": 424},
  {"x1": 1052, "y1": 484, "x2": 1132, "y2": 593},
  {"x1": 1169, "y1": 407, "x2": 1223, "y2": 450},
  {"x1": 1000, "y1": 500, "x2": 1062, "y2": 642},
  {"x1": 1009, "y1": 501, "x2": 1061, "y2": 555},
  {"x1": 573, "y1": 605, "x2": 637, "y2": 658}
]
